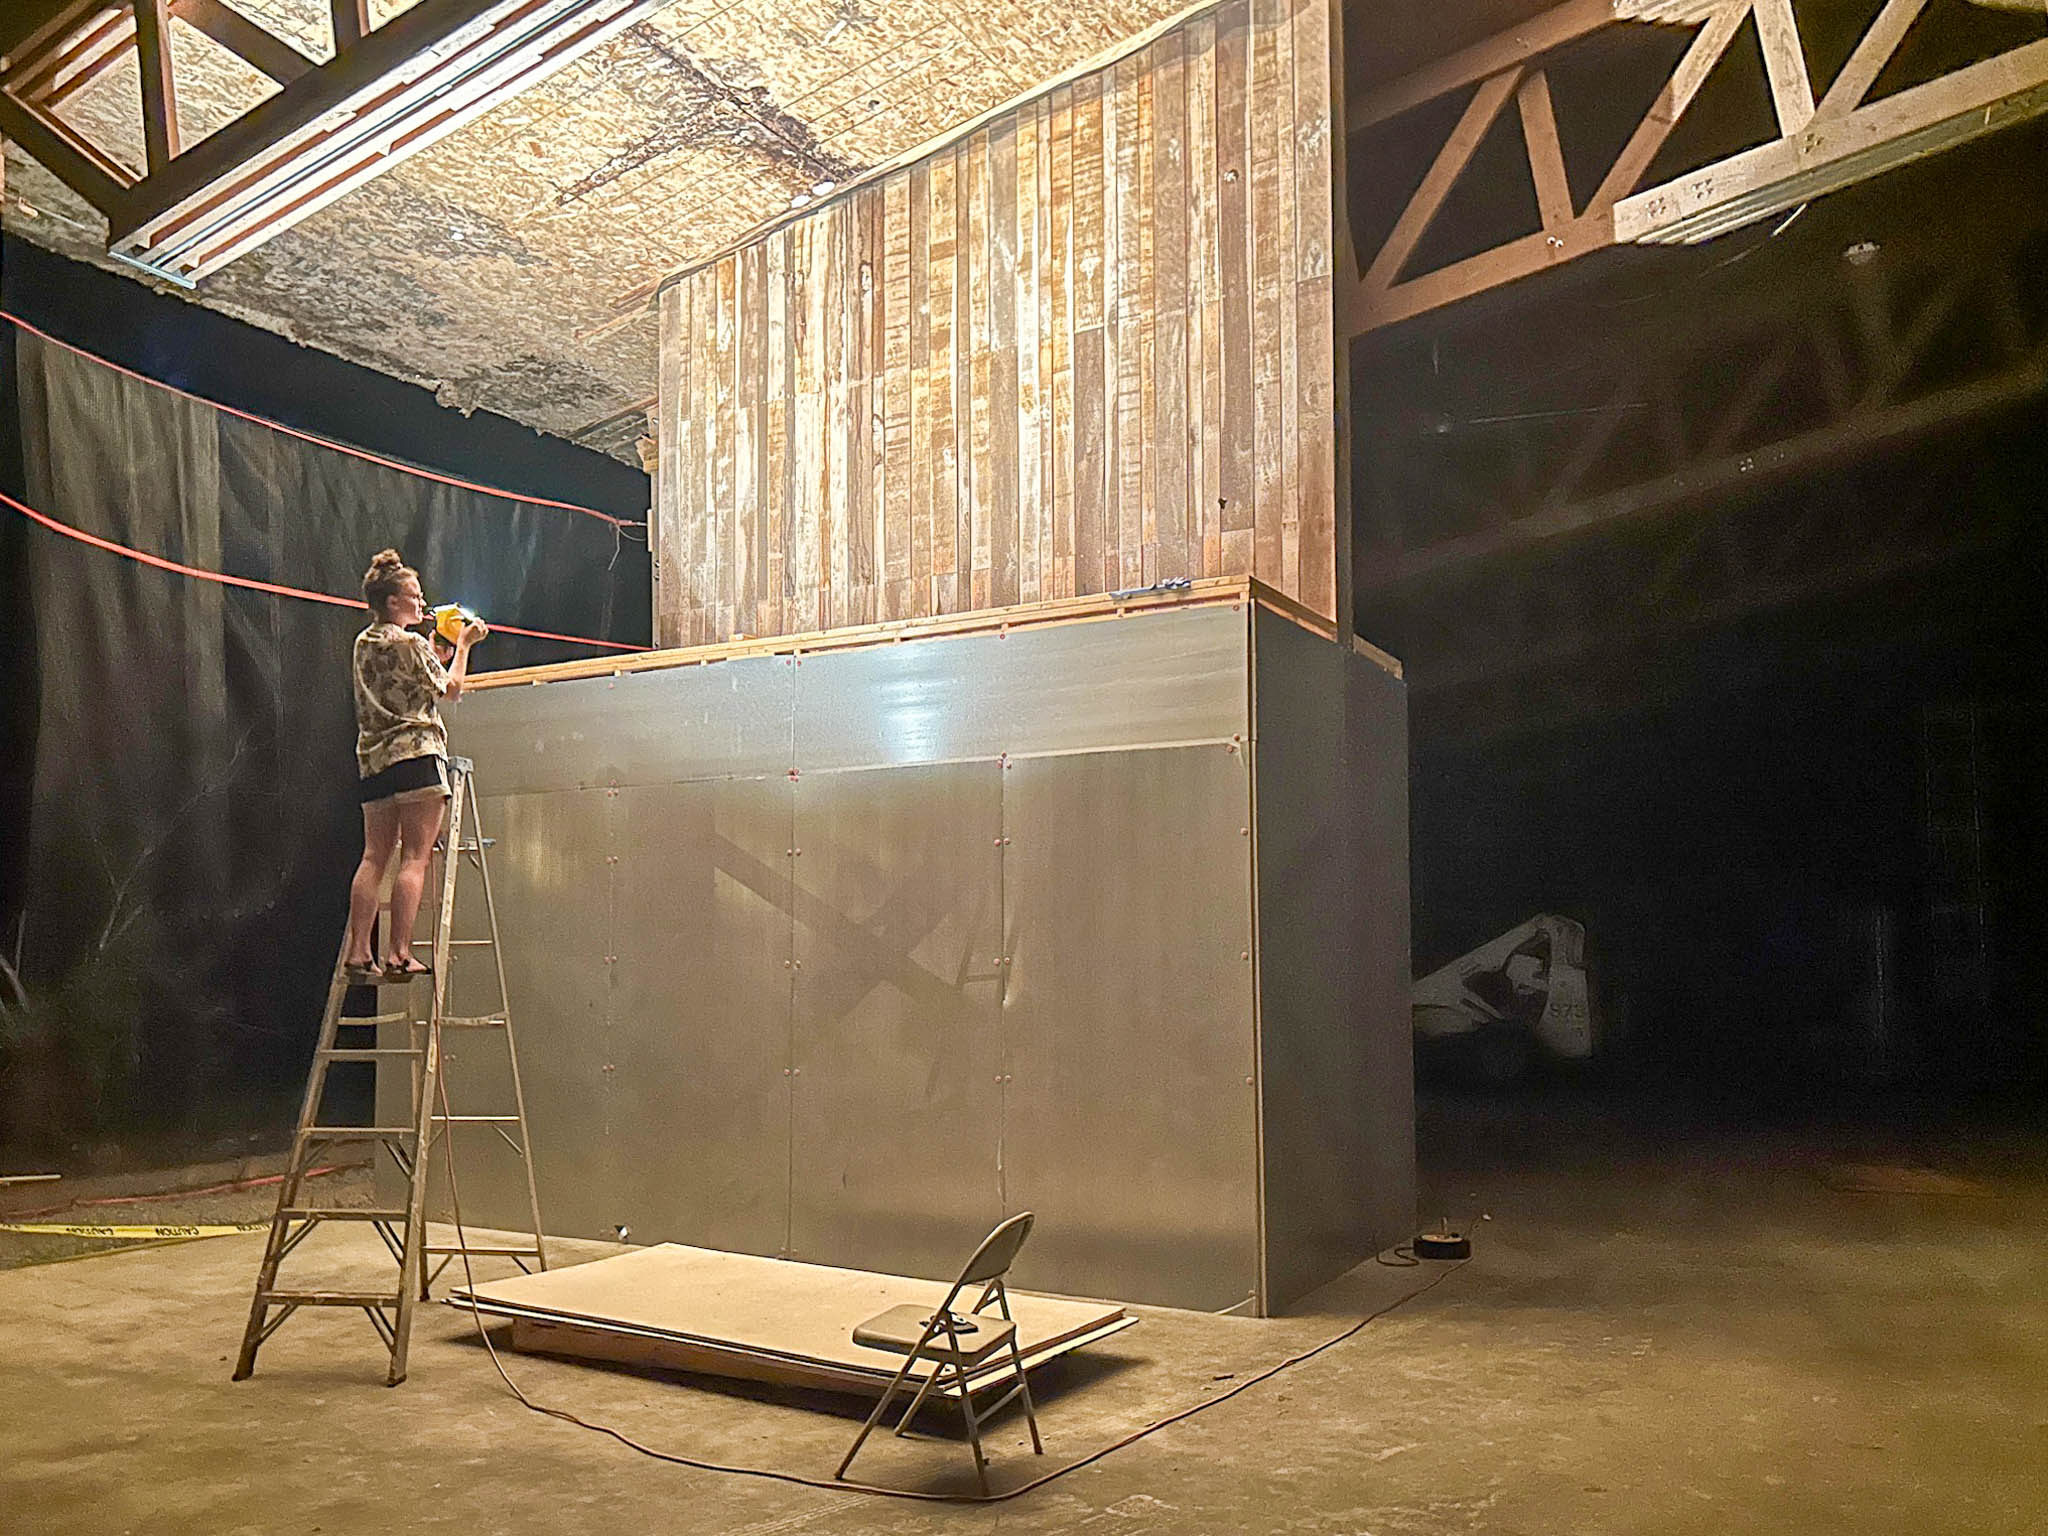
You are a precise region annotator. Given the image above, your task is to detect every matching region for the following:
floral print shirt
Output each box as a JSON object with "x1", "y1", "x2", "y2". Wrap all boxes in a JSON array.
[{"x1": 353, "y1": 622, "x2": 450, "y2": 777}]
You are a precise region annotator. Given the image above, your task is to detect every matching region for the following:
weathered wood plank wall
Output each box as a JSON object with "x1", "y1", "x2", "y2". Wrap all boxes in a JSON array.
[{"x1": 653, "y1": 0, "x2": 1335, "y2": 648}]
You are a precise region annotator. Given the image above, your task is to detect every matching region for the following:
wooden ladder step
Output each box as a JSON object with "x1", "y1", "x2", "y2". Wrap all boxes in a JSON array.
[
  {"x1": 437, "y1": 1015, "x2": 507, "y2": 1029},
  {"x1": 432, "y1": 1114, "x2": 521, "y2": 1124},
  {"x1": 337, "y1": 1012, "x2": 412, "y2": 1027},
  {"x1": 259, "y1": 1290, "x2": 403, "y2": 1308},
  {"x1": 426, "y1": 1243, "x2": 542, "y2": 1257},
  {"x1": 278, "y1": 1207, "x2": 410, "y2": 1222},
  {"x1": 317, "y1": 1048, "x2": 425, "y2": 1062}
]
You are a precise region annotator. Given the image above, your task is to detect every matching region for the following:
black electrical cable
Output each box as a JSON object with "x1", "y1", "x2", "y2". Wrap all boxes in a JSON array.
[{"x1": 436, "y1": 1066, "x2": 1467, "y2": 1504}]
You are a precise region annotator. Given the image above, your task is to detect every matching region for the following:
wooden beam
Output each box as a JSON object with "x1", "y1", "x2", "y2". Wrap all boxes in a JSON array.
[
  {"x1": 132, "y1": 0, "x2": 180, "y2": 172},
  {"x1": 1364, "y1": 352, "x2": 2048, "y2": 588},
  {"x1": 1347, "y1": 214, "x2": 1610, "y2": 335},
  {"x1": 1618, "y1": 35, "x2": 2048, "y2": 242},
  {"x1": 1588, "y1": 0, "x2": 1750, "y2": 207},
  {"x1": 1362, "y1": 67, "x2": 1522, "y2": 291},
  {"x1": 1328, "y1": 0, "x2": 1356, "y2": 640},
  {"x1": 170, "y1": 0, "x2": 312, "y2": 85},
  {"x1": 0, "y1": 86, "x2": 133, "y2": 209},
  {"x1": 8, "y1": 6, "x2": 128, "y2": 105},
  {"x1": 1752, "y1": 0, "x2": 1814, "y2": 134},
  {"x1": 0, "y1": 0, "x2": 102, "y2": 63},
  {"x1": 329, "y1": 0, "x2": 369, "y2": 49},
  {"x1": 1516, "y1": 69, "x2": 1574, "y2": 226},
  {"x1": 1816, "y1": 0, "x2": 1928, "y2": 119},
  {"x1": 466, "y1": 576, "x2": 1320, "y2": 690},
  {"x1": 1350, "y1": 0, "x2": 1615, "y2": 132}
]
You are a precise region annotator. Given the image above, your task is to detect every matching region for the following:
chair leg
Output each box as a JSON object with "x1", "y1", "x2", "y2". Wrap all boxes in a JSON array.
[
  {"x1": 837, "y1": 1348, "x2": 927, "y2": 1482},
  {"x1": 1005, "y1": 1329, "x2": 1045, "y2": 1455},
  {"x1": 891, "y1": 1356, "x2": 945, "y2": 1437},
  {"x1": 953, "y1": 1354, "x2": 990, "y2": 1498}
]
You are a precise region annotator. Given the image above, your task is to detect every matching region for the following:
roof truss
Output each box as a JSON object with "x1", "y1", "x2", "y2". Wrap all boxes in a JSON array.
[{"x1": 0, "y1": 0, "x2": 667, "y2": 284}]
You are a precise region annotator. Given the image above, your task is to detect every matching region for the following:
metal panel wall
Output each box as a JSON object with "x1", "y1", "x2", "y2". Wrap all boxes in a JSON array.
[
  {"x1": 790, "y1": 607, "x2": 1252, "y2": 773},
  {"x1": 447, "y1": 651, "x2": 795, "y2": 794},
  {"x1": 608, "y1": 778, "x2": 794, "y2": 1257},
  {"x1": 439, "y1": 601, "x2": 1273, "y2": 1309},
  {"x1": 1250, "y1": 611, "x2": 1415, "y2": 1310},
  {"x1": 1001, "y1": 746, "x2": 1260, "y2": 1312},
  {"x1": 788, "y1": 763, "x2": 1005, "y2": 1276}
]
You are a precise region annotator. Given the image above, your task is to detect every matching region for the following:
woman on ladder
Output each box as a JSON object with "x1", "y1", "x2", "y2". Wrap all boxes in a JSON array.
[{"x1": 342, "y1": 549, "x2": 488, "y2": 984}]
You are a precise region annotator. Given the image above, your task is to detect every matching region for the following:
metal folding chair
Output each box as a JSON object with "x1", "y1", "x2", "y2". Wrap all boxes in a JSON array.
[{"x1": 835, "y1": 1212, "x2": 1046, "y2": 1494}]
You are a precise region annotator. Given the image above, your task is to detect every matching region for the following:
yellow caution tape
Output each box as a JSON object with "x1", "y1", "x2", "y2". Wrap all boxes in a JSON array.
[{"x1": 0, "y1": 1221, "x2": 268, "y2": 1239}]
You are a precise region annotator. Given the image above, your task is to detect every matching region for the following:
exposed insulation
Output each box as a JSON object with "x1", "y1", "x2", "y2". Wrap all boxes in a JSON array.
[
  {"x1": 652, "y1": 0, "x2": 1337, "y2": 645},
  {"x1": 3, "y1": 0, "x2": 1204, "y2": 459}
]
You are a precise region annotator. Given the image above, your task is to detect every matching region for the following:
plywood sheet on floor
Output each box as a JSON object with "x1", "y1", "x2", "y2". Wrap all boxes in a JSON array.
[{"x1": 454, "y1": 1242, "x2": 1135, "y2": 1389}]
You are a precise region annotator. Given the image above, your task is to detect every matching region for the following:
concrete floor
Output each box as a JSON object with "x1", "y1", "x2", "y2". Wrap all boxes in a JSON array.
[{"x1": 5, "y1": 1105, "x2": 2046, "y2": 1535}]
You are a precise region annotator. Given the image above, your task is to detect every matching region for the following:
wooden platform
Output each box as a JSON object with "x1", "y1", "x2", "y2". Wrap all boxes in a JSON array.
[{"x1": 451, "y1": 1245, "x2": 1137, "y2": 1400}]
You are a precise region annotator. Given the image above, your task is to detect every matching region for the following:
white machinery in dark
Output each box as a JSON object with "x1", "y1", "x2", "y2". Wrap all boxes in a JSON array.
[{"x1": 1413, "y1": 915, "x2": 1595, "y2": 1084}]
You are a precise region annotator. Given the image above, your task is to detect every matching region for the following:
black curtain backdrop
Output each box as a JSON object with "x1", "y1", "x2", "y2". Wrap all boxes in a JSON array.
[{"x1": 1, "y1": 253, "x2": 649, "y2": 1153}]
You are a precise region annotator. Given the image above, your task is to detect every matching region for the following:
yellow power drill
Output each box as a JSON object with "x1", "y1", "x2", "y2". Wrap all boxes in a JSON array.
[{"x1": 429, "y1": 603, "x2": 481, "y2": 646}]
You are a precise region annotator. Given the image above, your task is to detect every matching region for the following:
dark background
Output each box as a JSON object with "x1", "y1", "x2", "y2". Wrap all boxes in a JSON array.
[{"x1": 1, "y1": 235, "x2": 652, "y2": 1159}]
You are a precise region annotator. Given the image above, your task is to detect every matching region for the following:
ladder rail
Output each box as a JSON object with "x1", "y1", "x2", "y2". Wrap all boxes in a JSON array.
[{"x1": 469, "y1": 786, "x2": 549, "y2": 1277}]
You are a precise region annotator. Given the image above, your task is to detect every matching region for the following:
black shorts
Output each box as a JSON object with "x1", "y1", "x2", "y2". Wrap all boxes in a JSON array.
[{"x1": 358, "y1": 754, "x2": 449, "y2": 805}]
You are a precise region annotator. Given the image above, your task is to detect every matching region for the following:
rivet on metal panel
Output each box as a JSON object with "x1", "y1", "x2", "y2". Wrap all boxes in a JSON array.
[
  {"x1": 1240, "y1": 827, "x2": 1249, "y2": 836},
  {"x1": 1241, "y1": 951, "x2": 1251, "y2": 961},
  {"x1": 793, "y1": 960, "x2": 802, "y2": 971},
  {"x1": 792, "y1": 1067, "x2": 801, "y2": 1076},
  {"x1": 783, "y1": 959, "x2": 793, "y2": 970},
  {"x1": 606, "y1": 954, "x2": 617, "y2": 963},
  {"x1": 1245, "y1": 1075, "x2": 1254, "y2": 1085},
  {"x1": 788, "y1": 768, "x2": 801, "y2": 781},
  {"x1": 606, "y1": 855, "x2": 619, "y2": 864},
  {"x1": 1226, "y1": 743, "x2": 1237, "y2": 754},
  {"x1": 784, "y1": 1068, "x2": 792, "y2": 1076}
]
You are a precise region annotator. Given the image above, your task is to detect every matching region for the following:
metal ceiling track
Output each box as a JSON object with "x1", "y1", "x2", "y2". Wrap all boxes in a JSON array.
[
  {"x1": 1341, "y1": 0, "x2": 2048, "y2": 335},
  {"x1": 0, "y1": 0, "x2": 667, "y2": 284}
]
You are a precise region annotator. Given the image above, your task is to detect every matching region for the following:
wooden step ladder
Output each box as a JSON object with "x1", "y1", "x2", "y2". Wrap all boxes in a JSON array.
[{"x1": 232, "y1": 757, "x2": 546, "y2": 1386}]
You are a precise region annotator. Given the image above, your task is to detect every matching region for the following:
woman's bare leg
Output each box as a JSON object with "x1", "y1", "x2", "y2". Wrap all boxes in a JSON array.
[
  {"x1": 345, "y1": 801, "x2": 401, "y2": 967},
  {"x1": 386, "y1": 792, "x2": 448, "y2": 966}
]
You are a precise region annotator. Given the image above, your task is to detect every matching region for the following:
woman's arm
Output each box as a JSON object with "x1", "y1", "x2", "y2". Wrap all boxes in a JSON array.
[{"x1": 443, "y1": 619, "x2": 489, "y2": 699}]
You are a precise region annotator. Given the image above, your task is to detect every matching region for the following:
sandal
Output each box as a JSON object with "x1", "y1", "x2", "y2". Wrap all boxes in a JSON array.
[{"x1": 382, "y1": 956, "x2": 433, "y2": 981}]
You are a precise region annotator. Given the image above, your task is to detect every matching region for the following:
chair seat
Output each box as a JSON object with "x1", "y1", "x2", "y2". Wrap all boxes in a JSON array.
[{"x1": 852, "y1": 1304, "x2": 1017, "y2": 1365}]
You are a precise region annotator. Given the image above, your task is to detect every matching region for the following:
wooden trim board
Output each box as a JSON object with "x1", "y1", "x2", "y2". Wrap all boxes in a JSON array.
[{"x1": 471, "y1": 576, "x2": 1338, "y2": 691}]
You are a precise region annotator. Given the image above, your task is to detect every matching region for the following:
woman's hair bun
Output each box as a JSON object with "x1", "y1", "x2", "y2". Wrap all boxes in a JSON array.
[{"x1": 362, "y1": 548, "x2": 417, "y2": 613}]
